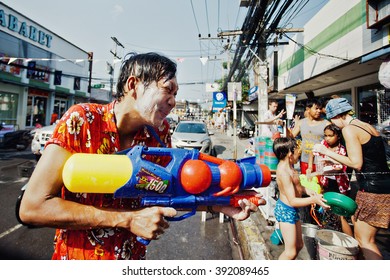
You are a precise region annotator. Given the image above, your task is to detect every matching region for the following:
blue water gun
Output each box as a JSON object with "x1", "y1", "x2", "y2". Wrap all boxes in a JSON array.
[{"x1": 62, "y1": 146, "x2": 272, "y2": 244}]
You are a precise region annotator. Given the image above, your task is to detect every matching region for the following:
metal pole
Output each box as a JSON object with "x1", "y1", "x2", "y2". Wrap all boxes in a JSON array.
[
  {"x1": 87, "y1": 52, "x2": 93, "y2": 102},
  {"x1": 233, "y1": 83, "x2": 237, "y2": 160},
  {"x1": 110, "y1": 37, "x2": 124, "y2": 101}
]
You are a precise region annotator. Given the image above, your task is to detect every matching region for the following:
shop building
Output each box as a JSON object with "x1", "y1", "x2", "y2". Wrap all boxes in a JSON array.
[
  {"x1": 268, "y1": 0, "x2": 390, "y2": 125},
  {"x1": 0, "y1": 2, "x2": 98, "y2": 129}
]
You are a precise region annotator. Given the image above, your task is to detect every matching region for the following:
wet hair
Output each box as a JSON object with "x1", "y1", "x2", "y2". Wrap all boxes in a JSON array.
[
  {"x1": 324, "y1": 123, "x2": 342, "y2": 140},
  {"x1": 115, "y1": 52, "x2": 177, "y2": 100},
  {"x1": 305, "y1": 98, "x2": 322, "y2": 109},
  {"x1": 273, "y1": 137, "x2": 297, "y2": 160}
]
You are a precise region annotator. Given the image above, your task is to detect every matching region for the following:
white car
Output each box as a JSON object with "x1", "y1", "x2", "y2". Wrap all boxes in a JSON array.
[
  {"x1": 31, "y1": 124, "x2": 56, "y2": 160},
  {"x1": 171, "y1": 121, "x2": 214, "y2": 155}
]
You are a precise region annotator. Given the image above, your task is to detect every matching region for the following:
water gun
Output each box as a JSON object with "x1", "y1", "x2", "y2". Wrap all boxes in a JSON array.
[
  {"x1": 62, "y1": 145, "x2": 272, "y2": 244},
  {"x1": 299, "y1": 174, "x2": 321, "y2": 194}
]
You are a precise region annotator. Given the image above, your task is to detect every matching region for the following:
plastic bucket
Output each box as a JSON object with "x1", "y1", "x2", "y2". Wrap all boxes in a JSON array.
[
  {"x1": 264, "y1": 138, "x2": 278, "y2": 171},
  {"x1": 255, "y1": 137, "x2": 267, "y2": 164},
  {"x1": 270, "y1": 228, "x2": 284, "y2": 245},
  {"x1": 315, "y1": 229, "x2": 359, "y2": 260},
  {"x1": 301, "y1": 223, "x2": 319, "y2": 260}
]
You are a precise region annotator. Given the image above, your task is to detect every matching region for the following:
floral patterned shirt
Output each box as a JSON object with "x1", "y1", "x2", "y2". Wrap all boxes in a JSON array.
[
  {"x1": 47, "y1": 101, "x2": 171, "y2": 260},
  {"x1": 317, "y1": 139, "x2": 350, "y2": 194}
]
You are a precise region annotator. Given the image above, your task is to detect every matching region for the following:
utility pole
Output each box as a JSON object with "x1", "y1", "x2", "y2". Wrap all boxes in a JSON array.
[
  {"x1": 108, "y1": 37, "x2": 124, "y2": 100},
  {"x1": 87, "y1": 52, "x2": 93, "y2": 102},
  {"x1": 247, "y1": 45, "x2": 268, "y2": 137}
]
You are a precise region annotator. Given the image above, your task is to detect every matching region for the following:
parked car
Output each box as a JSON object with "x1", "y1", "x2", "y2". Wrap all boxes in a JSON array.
[
  {"x1": 171, "y1": 120, "x2": 214, "y2": 155},
  {"x1": 0, "y1": 123, "x2": 32, "y2": 151},
  {"x1": 30, "y1": 124, "x2": 56, "y2": 161}
]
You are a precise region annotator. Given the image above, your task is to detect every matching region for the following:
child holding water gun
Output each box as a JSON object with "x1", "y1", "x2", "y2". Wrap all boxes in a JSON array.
[
  {"x1": 273, "y1": 137, "x2": 329, "y2": 260},
  {"x1": 307, "y1": 124, "x2": 353, "y2": 235}
]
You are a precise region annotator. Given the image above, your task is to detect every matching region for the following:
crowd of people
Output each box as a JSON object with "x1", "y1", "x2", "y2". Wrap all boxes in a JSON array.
[{"x1": 269, "y1": 97, "x2": 390, "y2": 260}]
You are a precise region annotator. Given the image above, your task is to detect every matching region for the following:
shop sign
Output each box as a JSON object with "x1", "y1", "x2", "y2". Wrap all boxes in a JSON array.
[
  {"x1": 248, "y1": 86, "x2": 258, "y2": 102},
  {"x1": 212, "y1": 91, "x2": 227, "y2": 112},
  {"x1": 0, "y1": 9, "x2": 53, "y2": 48}
]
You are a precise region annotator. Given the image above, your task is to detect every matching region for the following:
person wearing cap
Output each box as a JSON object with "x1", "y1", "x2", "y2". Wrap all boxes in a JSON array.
[{"x1": 313, "y1": 97, "x2": 390, "y2": 260}]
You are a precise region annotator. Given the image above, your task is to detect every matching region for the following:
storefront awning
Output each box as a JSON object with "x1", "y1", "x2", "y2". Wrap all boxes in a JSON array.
[{"x1": 360, "y1": 45, "x2": 390, "y2": 64}]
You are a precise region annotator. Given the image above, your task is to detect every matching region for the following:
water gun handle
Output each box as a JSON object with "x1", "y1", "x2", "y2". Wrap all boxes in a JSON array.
[
  {"x1": 137, "y1": 237, "x2": 151, "y2": 246},
  {"x1": 136, "y1": 195, "x2": 261, "y2": 246}
]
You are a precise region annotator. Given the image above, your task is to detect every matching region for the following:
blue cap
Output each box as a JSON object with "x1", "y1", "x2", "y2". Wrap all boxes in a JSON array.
[{"x1": 325, "y1": 98, "x2": 353, "y2": 119}]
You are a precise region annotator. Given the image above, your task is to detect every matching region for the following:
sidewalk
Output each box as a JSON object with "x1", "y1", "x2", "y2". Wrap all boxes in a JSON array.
[
  {"x1": 211, "y1": 130, "x2": 284, "y2": 260},
  {"x1": 211, "y1": 130, "x2": 390, "y2": 260}
]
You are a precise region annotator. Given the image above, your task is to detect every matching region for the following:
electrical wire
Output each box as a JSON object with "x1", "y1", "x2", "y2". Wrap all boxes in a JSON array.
[
  {"x1": 205, "y1": 0, "x2": 211, "y2": 37},
  {"x1": 282, "y1": 33, "x2": 352, "y2": 62},
  {"x1": 190, "y1": 0, "x2": 201, "y2": 36}
]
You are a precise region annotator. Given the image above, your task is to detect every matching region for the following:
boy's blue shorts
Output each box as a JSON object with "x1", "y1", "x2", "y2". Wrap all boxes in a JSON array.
[{"x1": 274, "y1": 199, "x2": 300, "y2": 224}]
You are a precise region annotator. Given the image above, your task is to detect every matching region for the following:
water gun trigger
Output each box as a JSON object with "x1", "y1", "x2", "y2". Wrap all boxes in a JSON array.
[
  {"x1": 136, "y1": 209, "x2": 197, "y2": 246},
  {"x1": 213, "y1": 185, "x2": 240, "y2": 196},
  {"x1": 213, "y1": 187, "x2": 233, "y2": 196}
]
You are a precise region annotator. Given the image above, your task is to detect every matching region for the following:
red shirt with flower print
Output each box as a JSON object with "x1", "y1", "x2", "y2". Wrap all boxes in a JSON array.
[{"x1": 47, "y1": 101, "x2": 171, "y2": 260}]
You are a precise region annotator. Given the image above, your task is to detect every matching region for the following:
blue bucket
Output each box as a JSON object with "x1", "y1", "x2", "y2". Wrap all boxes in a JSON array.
[{"x1": 270, "y1": 229, "x2": 284, "y2": 245}]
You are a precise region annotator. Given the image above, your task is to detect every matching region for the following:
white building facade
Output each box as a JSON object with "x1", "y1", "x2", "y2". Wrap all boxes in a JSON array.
[
  {"x1": 270, "y1": 0, "x2": 390, "y2": 125},
  {"x1": 0, "y1": 2, "x2": 100, "y2": 129}
]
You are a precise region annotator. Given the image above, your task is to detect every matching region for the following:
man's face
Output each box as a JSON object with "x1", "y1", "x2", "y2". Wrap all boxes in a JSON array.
[
  {"x1": 135, "y1": 76, "x2": 178, "y2": 126},
  {"x1": 307, "y1": 104, "x2": 322, "y2": 120},
  {"x1": 269, "y1": 102, "x2": 278, "y2": 113}
]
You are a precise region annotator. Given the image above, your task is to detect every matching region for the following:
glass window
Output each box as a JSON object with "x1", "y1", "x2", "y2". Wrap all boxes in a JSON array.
[
  {"x1": 0, "y1": 32, "x2": 19, "y2": 56},
  {"x1": 26, "y1": 95, "x2": 47, "y2": 127},
  {"x1": 358, "y1": 84, "x2": 388, "y2": 125},
  {"x1": 0, "y1": 92, "x2": 18, "y2": 125}
]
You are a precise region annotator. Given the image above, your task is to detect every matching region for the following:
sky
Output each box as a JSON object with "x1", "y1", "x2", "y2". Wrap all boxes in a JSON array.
[{"x1": 2, "y1": 0, "x2": 328, "y2": 103}]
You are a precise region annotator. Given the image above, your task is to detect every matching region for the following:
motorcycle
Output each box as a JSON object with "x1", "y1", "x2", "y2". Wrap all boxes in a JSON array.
[
  {"x1": 238, "y1": 124, "x2": 255, "y2": 139},
  {"x1": 244, "y1": 137, "x2": 256, "y2": 157}
]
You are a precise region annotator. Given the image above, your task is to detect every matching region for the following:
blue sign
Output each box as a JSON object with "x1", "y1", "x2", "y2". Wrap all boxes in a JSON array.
[
  {"x1": 212, "y1": 91, "x2": 227, "y2": 112},
  {"x1": 248, "y1": 86, "x2": 258, "y2": 102}
]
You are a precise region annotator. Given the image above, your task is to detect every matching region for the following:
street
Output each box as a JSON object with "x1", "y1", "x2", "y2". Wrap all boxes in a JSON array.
[{"x1": 0, "y1": 151, "x2": 55, "y2": 260}]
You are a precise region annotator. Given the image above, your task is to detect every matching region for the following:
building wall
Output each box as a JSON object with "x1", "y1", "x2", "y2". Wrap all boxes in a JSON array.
[
  {"x1": 0, "y1": 2, "x2": 93, "y2": 129},
  {"x1": 277, "y1": 0, "x2": 380, "y2": 89},
  {"x1": 273, "y1": 0, "x2": 390, "y2": 125}
]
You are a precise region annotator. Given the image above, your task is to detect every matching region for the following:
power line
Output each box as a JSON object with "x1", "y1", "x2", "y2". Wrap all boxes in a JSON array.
[
  {"x1": 190, "y1": 0, "x2": 201, "y2": 36},
  {"x1": 205, "y1": 0, "x2": 211, "y2": 37},
  {"x1": 282, "y1": 33, "x2": 352, "y2": 62}
]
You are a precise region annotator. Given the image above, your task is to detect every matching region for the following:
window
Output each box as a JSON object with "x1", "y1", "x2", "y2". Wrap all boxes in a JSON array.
[
  {"x1": 0, "y1": 92, "x2": 18, "y2": 125},
  {"x1": 366, "y1": 0, "x2": 390, "y2": 29},
  {"x1": 358, "y1": 84, "x2": 389, "y2": 125}
]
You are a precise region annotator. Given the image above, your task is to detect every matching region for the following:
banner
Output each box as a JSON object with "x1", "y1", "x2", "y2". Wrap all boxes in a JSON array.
[
  {"x1": 227, "y1": 82, "x2": 242, "y2": 101},
  {"x1": 285, "y1": 94, "x2": 296, "y2": 120}
]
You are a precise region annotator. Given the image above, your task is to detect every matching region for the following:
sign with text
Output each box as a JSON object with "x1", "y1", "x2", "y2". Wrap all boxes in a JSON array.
[
  {"x1": 227, "y1": 82, "x2": 242, "y2": 101},
  {"x1": 212, "y1": 91, "x2": 227, "y2": 112}
]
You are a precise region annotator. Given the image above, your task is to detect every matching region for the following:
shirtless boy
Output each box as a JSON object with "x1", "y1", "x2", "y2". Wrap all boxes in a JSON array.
[{"x1": 273, "y1": 137, "x2": 329, "y2": 260}]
